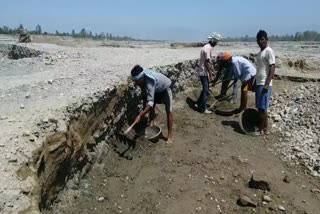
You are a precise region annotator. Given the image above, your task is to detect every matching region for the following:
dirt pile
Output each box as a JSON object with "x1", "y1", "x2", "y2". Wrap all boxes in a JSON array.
[
  {"x1": 0, "y1": 44, "x2": 43, "y2": 59},
  {"x1": 270, "y1": 84, "x2": 320, "y2": 176}
]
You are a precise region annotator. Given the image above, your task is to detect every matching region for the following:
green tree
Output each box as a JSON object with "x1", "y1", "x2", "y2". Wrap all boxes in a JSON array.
[
  {"x1": 35, "y1": 24, "x2": 42, "y2": 35},
  {"x1": 79, "y1": 28, "x2": 86, "y2": 37}
]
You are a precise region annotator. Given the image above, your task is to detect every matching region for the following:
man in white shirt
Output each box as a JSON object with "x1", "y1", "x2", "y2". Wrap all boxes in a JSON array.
[
  {"x1": 255, "y1": 30, "x2": 275, "y2": 135},
  {"x1": 196, "y1": 32, "x2": 222, "y2": 114}
]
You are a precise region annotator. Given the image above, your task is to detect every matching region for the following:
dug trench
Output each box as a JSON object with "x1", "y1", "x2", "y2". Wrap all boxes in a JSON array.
[{"x1": 20, "y1": 60, "x2": 320, "y2": 213}]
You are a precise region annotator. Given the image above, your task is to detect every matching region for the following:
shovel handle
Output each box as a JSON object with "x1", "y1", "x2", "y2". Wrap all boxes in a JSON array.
[{"x1": 124, "y1": 120, "x2": 137, "y2": 134}]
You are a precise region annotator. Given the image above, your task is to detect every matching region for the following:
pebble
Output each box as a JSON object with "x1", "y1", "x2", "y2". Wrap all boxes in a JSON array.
[
  {"x1": 283, "y1": 175, "x2": 291, "y2": 183},
  {"x1": 8, "y1": 156, "x2": 17, "y2": 163},
  {"x1": 238, "y1": 195, "x2": 257, "y2": 207},
  {"x1": 0, "y1": 116, "x2": 8, "y2": 120},
  {"x1": 195, "y1": 207, "x2": 202, "y2": 212},
  {"x1": 25, "y1": 93, "x2": 31, "y2": 98},
  {"x1": 310, "y1": 188, "x2": 320, "y2": 194},
  {"x1": 20, "y1": 104, "x2": 25, "y2": 109},
  {"x1": 262, "y1": 195, "x2": 272, "y2": 202},
  {"x1": 310, "y1": 171, "x2": 319, "y2": 177},
  {"x1": 97, "y1": 197, "x2": 105, "y2": 202},
  {"x1": 48, "y1": 79, "x2": 54, "y2": 84},
  {"x1": 278, "y1": 205, "x2": 286, "y2": 211},
  {"x1": 23, "y1": 131, "x2": 31, "y2": 137}
]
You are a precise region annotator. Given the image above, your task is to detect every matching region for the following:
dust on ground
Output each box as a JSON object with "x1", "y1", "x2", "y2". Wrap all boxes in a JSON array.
[{"x1": 48, "y1": 80, "x2": 320, "y2": 214}]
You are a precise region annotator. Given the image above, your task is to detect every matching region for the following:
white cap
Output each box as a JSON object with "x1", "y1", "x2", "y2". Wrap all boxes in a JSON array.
[{"x1": 207, "y1": 32, "x2": 223, "y2": 43}]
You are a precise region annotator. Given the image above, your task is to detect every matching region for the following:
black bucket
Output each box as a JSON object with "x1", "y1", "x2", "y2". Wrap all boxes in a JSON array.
[{"x1": 239, "y1": 108, "x2": 260, "y2": 135}]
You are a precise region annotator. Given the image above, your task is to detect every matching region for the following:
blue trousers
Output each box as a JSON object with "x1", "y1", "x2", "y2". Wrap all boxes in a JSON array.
[
  {"x1": 255, "y1": 85, "x2": 272, "y2": 110},
  {"x1": 197, "y1": 76, "x2": 210, "y2": 112}
]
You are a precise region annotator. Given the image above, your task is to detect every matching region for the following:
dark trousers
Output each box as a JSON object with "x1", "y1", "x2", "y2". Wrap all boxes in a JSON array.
[{"x1": 197, "y1": 76, "x2": 210, "y2": 112}]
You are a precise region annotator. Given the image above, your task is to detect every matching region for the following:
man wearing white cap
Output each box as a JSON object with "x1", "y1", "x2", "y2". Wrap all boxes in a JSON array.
[
  {"x1": 196, "y1": 32, "x2": 222, "y2": 114},
  {"x1": 130, "y1": 65, "x2": 173, "y2": 144}
]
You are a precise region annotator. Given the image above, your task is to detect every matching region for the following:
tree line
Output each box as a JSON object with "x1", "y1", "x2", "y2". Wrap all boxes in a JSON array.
[
  {"x1": 0, "y1": 24, "x2": 140, "y2": 41},
  {"x1": 224, "y1": 31, "x2": 320, "y2": 42},
  {"x1": 1, "y1": 24, "x2": 320, "y2": 42}
]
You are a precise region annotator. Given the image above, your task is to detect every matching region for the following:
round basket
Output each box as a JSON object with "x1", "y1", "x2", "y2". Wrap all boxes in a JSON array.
[
  {"x1": 239, "y1": 108, "x2": 260, "y2": 135},
  {"x1": 145, "y1": 125, "x2": 162, "y2": 141}
]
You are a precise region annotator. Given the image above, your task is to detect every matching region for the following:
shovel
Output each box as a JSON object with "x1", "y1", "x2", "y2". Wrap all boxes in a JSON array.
[
  {"x1": 124, "y1": 120, "x2": 138, "y2": 135},
  {"x1": 209, "y1": 94, "x2": 233, "y2": 109}
]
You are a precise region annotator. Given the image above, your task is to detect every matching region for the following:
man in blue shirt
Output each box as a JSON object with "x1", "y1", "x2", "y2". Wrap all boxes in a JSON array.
[
  {"x1": 131, "y1": 65, "x2": 173, "y2": 144},
  {"x1": 213, "y1": 52, "x2": 256, "y2": 112}
]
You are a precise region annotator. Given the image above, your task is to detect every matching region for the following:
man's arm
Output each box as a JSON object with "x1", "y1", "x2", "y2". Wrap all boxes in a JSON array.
[
  {"x1": 263, "y1": 49, "x2": 276, "y2": 92},
  {"x1": 212, "y1": 67, "x2": 222, "y2": 86},
  {"x1": 134, "y1": 105, "x2": 152, "y2": 124},
  {"x1": 205, "y1": 59, "x2": 214, "y2": 81},
  {"x1": 135, "y1": 81, "x2": 155, "y2": 123},
  {"x1": 263, "y1": 64, "x2": 275, "y2": 92}
]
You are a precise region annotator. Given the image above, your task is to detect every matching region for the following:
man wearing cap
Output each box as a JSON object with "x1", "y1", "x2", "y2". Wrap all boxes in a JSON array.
[
  {"x1": 130, "y1": 65, "x2": 173, "y2": 144},
  {"x1": 255, "y1": 30, "x2": 275, "y2": 135},
  {"x1": 196, "y1": 33, "x2": 222, "y2": 114},
  {"x1": 213, "y1": 52, "x2": 256, "y2": 112}
]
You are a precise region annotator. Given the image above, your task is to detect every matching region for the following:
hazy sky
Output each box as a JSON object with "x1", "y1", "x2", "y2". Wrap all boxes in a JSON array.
[{"x1": 1, "y1": 0, "x2": 319, "y2": 41}]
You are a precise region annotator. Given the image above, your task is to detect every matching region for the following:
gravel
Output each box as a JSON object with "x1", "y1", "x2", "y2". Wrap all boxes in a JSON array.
[{"x1": 270, "y1": 84, "x2": 320, "y2": 176}]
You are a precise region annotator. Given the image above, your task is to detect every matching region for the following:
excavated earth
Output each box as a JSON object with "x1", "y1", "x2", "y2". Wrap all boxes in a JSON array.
[{"x1": 0, "y1": 35, "x2": 320, "y2": 213}]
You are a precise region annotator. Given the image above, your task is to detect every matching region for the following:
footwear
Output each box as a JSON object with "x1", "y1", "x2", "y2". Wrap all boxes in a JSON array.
[
  {"x1": 253, "y1": 130, "x2": 264, "y2": 136},
  {"x1": 203, "y1": 109, "x2": 212, "y2": 114}
]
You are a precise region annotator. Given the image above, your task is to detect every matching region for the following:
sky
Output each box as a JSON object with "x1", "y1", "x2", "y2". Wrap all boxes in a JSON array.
[{"x1": 1, "y1": 0, "x2": 320, "y2": 41}]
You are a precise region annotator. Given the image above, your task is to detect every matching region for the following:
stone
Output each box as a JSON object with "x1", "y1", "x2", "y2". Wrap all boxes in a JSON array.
[
  {"x1": 8, "y1": 156, "x2": 17, "y2": 163},
  {"x1": 20, "y1": 177, "x2": 34, "y2": 194},
  {"x1": 23, "y1": 131, "x2": 31, "y2": 137},
  {"x1": 278, "y1": 205, "x2": 286, "y2": 211},
  {"x1": 310, "y1": 188, "x2": 320, "y2": 194},
  {"x1": 48, "y1": 79, "x2": 54, "y2": 84},
  {"x1": 25, "y1": 93, "x2": 31, "y2": 98},
  {"x1": 20, "y1": 104, "x2": 25, "y2": 109},
  {"x1": 262, "y1": 195, "x2": 272, "y2": 202},
  {"x1": 195, "y1": 207, "x2": 202, "y2": 212},
  {"x1": 310, "y1": 171, "x2": 319, "y2": 177},
  {"x1": 42, "y1": 118, "x2": 49, "y2": 123},
  {"x1": 237, "y1": 195, "x2": 257, "y2": 207},
  {"x1": 283, "y1": 175, "x2": 291, "y2": 183},
  {"x1": 284, "y1": 131, "x2": 292, "y2": 137},
  {"x1": 97, "y1": 197, "x2": 105, "y2": 202},
  {"x1": 0, "y1": 116, "x2": 8, "y2": 120},
  {"x1": 273, "y1": 115, "x2": 282, "y2": 122}
]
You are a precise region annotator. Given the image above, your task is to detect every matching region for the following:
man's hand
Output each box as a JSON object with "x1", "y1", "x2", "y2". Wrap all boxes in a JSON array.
[
  {"x1": 262, "y1": 85, "x2": 269, "y2": 93},
  {"x1": 210, "y1": 72, "x2": 216, "y2": 81}
]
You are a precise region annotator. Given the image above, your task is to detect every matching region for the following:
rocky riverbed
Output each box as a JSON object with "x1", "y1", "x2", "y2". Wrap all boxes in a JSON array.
[
  {"x1": 270, "y1": 83, "x2": 320, "y2": 177},
  {"x1": 0, "y1": 36, "x2": 320, "y2": 213}
]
